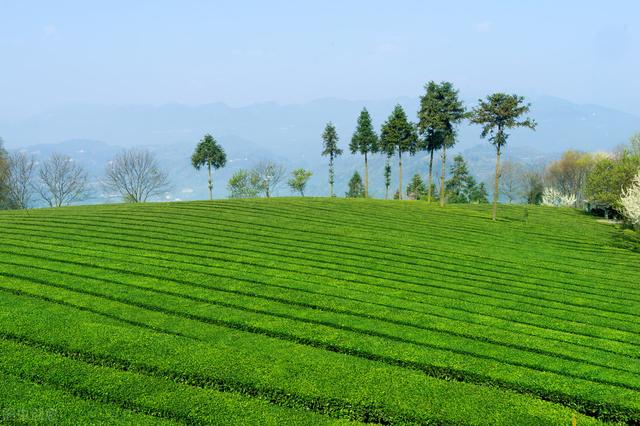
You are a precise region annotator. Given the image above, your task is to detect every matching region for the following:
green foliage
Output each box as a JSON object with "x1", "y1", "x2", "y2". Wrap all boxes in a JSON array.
[
  {"x1": 0, "y1": 200, "x2": 637, "y2": 424},
  {"x1": 469, "y1": 94, "x2": 536, "y2": 150},
  {"x1": 445, "y1": 155, "x2": 485, "y2": 204},
  {"x1": 383, "y1": 158, "x2": 392, "y2": 199},
  {"x1": 321, "y1": 122, "x2": 342, "y2": 197},
  {"x1": 345, "y1": 171, "x2": 365, "y2": 198},
  {"x1": 469, "y1": 182, "x2": 489, "y2": 204},
  {"x1": 417, "y1": 82, "x2": 465, "y2": 149},
  {"x1": 406, "y1": 173, "x2": 427, "y2": 200},
  {"x1": 287, "y1": 168, "x2": 312, "y2": 196},
  {"x1": 379, "y1": 105, "x2": 417, "y2": 157},
  {"x1": 586, "y1": 151, "x2": 640, "y2": 210},
  {"x1": 469, "y1": 93, "x2": 536, "y2": 219},
  {"x1": 227, "y1": 169, "x2": 259, "y2": 198},
  {"x1": 349, "y1": 108, "x2": 378, "y2": 156},
  {"x1": 191, "y1": 134, "x2": 227, "y2": 171},
  {"x1": 192, "y1": 134, "x2": 227, "y2": 200},
  {"x1": 417, "y1": 82, "x2": 452, "y2": 154}
]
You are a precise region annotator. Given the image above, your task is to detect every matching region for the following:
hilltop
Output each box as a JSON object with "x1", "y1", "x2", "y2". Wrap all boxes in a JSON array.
[{"x1": 0, "y1": 199, "x2": 638, "y2": 424}]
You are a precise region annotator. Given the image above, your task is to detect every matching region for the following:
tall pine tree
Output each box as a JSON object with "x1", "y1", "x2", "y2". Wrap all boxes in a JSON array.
[
  {"x1": 417, "y1": 81, "x2": 446, "y2": 203},
  {"x1": 321, "y1": 122, "x2": 342, "y2": 197},
  {"x1": 417, "y1": 82, "x2": 465, "y2": 207},
  {"x1": 379, "y1": 105, "x2": 417, "y2": 200},
  {"x1": 350, "y1": 108, "x2": 378, "y2": 198}
]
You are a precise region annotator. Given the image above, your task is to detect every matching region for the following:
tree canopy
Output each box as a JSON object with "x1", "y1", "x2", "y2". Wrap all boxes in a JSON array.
[
  {"x1": 469, "y1": 94, "x2": 536, "y2": 150},
  {"x1": 191, "y1": 134, "x2": 227, "y2": 170},
  {"x1": 350, "y1": 108, "x2": 378, "y2": 156},
  {"x1": 379, "y1": 105, "x2": 417, "y2": 157},
  {"x1": 192, "y1": 134, "x2": 227, "y2": 200},
  {"x1": 288, "y1": 168, "x2": 312, "y2": 196}
]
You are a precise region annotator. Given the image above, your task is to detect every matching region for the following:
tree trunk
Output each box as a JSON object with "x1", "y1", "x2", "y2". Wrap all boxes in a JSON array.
[
  {"x1": 364, "y1": 152, "x2": 369, "y2": 198},
  {"x1": 207, "y1": 163, "x2": 213, "y2": 201},
  {"x1": 492, "y1": 146, "x2": 501, "y2": 221},
  {"x1": 329, "y1": 160, "x2": 334, "y2": 198},
  {"x1": 427, "y1": 149, "x2": 434, "y2": 203},
  {"x1": 398, "y1": 150, "x2": 403, "y2": 200},
  {"x1": 439, "y1": 146, "x2": 447, "y2": 207}
]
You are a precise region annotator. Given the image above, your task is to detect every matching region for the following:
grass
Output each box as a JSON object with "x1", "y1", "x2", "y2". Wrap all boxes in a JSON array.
[{"x1": 0, "y1": 198, "x2": 638, "y2": 425}]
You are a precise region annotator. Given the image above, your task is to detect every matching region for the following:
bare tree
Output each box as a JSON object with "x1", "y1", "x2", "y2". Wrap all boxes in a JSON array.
[
  {"x1": 103, "y1": 149, "x2": 170, "y2": 202},
  {"x1": 36, "y1": 153, "x2": 89, "y2": 207},
  {"x1": 499, "y1": 160, "x2": 525, "y2": 203},
  {"x1": 6, "y1": 152, "x2": 36, "y2": 209},
  {"x1": 251, "y1": 161, "x2": 286, "y2": 198}
]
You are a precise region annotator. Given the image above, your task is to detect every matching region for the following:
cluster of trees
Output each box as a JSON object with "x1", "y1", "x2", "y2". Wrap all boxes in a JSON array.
[
  {"x1": 190, "y1": 134, "x2": 312, "y2": 199},
  {"x1": 344, "y1": 153, "x2": 488, "y2": 204},
  {"x1": 322, "y1": 81, "x2": 536, "y2": 220},
  {"x1": 0, "y1": 138, "x2": 171, "y2": 209},
  {"x1": 490, "y1": 133, "x2": 640, "y2": 226}
]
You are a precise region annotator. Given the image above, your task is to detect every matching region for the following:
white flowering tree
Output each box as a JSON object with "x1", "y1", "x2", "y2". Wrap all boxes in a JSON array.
[
  {"x1": 621, "y1": 171, "x2": 640, "y2": 226},
  {"x1": 542, "y1": 187, "x2": 577, "y2": 207}
]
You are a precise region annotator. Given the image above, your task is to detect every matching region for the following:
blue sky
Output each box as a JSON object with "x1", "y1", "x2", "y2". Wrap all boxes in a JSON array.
[{"x1": 1, "y1": 0, "x2": 639, "y2": 118}]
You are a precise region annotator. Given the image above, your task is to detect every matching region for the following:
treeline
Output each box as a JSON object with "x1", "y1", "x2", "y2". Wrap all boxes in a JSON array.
[
  {"x1": 317, "y1": 82, "x2": 535, "y2": 220},
  {"x1": 2, "y1": 80, "x2": 638, "y2": 227},
  {"x1": 507, "y1": 134, "x2": 640, "y2": 226},
  {"x1": 183, "y1": 81, "x2": 534, "y2": 220}
]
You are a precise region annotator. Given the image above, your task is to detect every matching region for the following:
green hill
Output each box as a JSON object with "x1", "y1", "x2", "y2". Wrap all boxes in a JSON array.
[{"x1": 0, "y1": 199, "x2": 638, "y2": 425}]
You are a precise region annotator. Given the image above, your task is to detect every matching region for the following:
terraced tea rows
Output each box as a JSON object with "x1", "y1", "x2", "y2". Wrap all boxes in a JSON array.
[{"x1": 0, "y1": 198, "x2": 638, "y2": 425}]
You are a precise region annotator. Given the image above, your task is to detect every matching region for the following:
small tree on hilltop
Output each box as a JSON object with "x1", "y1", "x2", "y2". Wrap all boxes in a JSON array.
[
  {"x1": 445, "y1": 155, "x2": 472, "y2": 203},
  {"x1": 103, "y1": 149, "x2": 170, "y2": 203},
  {"x1": 288, "y1": 168, "x2": 312, "y2": 196},
  {"x1": 500, "y1": 160, "x2": 525, "y2": 203},
  {"x1": 469, "y1": 182, "x2": 489, "y2": 204},
  {"x1": 252, "y1": 160, "x2": 286, "y2": 198},
  {"x1": 191, "y1": 134, "x2": 227, "y2": 200},
  {"x1": 6, "y1": 152, "x2": 36, "y2": 209},
  {"x1": 321, "y1": 122, "x2": 342, "y2": 197},
  {"x1": 350, "y1": 108, "x2": 378, "y2": 198},
  {"x1": 379, "y1": 105, "x2": 418, "y2": 200},
  {"x1": 36, "y1": 153, "x2": 89, "y2": 207},
  {"x1": 445, "y1": 154, "x2": 485, "y2": 204},
  {"x1": 406, "y1": 173, "x2": 427, "y2": 200},
  {"x1": 346, "y1": 171, "x2": 365, "y2": 198},
  {"x1": 227, "y1": 169, "x2": 259, "y2": 198},
  {"x1": 469, "y1": 93, "x2": 536, "y2": 220},
  {"x1": 521, "y1": 166, "x2": 545, "y2": 205}
]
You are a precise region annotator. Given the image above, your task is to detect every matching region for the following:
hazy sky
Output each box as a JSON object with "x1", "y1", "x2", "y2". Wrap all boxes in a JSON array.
[{"x1": 2, "y1": 0, "x2": 639, "y2": 118}]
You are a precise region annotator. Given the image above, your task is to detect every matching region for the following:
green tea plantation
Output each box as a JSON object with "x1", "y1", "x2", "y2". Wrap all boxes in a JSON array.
[{"x1": 0, "y1": 198, "x2": 638, "y2": 425}]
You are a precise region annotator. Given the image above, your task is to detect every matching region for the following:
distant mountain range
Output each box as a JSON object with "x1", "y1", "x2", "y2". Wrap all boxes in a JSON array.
[{"x1": 2, "y1": 96, "x2": 639, "y2": 202}]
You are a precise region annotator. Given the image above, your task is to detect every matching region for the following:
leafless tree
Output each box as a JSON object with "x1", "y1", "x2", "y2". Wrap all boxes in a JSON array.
[
  {"x1": 103, "y1": 148, "x2": 170, "y2": 202},
  {"x1": 36, "y1": 153, "x2": 89, "y2": 207},
  {"x1": 251, "y1": 160, "x2": 286, "y2": 198},
  {"x1": 6, "y1": 152, "x2": 36, "y2": 209},
  {"x1": 499, "y1": 160, "x2": 525, "y2": 203}
]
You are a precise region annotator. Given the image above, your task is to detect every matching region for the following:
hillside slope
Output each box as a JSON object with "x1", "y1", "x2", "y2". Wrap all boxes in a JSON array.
[{"x1": 0, "y1": 199, "x2": 638, "y2": 425}]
